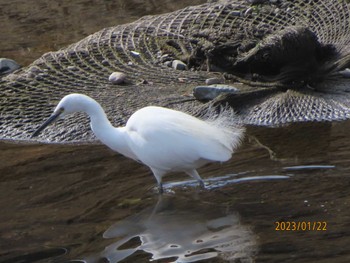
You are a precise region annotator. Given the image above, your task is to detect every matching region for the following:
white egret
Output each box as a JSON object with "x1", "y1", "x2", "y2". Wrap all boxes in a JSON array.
[{"x1": 32, "y1": 93, "x2": 244, "y2": 193}]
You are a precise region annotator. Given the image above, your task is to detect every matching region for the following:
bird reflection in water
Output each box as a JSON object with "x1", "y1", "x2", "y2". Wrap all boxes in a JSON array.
[{"x1": 82, "y1": 195, "x2": 258, "y2": 263}]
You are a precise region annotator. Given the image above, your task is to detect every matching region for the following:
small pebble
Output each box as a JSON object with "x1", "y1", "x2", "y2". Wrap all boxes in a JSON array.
[
  {"x1": 156, "y1": 50, "x2": 162, "y2": 57},
  {"x1": 244, "y1": 7, "x2": 253, "y2": 17},
  {"x1": 193, "y1": 84, "x2": 239, "y2": 100},
  {"x1": 172, "y1": 60, "x2": 187, "y2": 70},
  {"x1": 130, "y1": 51, "x2": 140, "y2": 57},
  {"x1": 178, "y1": 78, "x2": 188, "y2": 83},
  {"x1": 79, "y1": 50, "x2": 89, "y2": 57},
  {"x1": 102, "y1": 60, "x2": 109, "y2": 66},
  {"x1": 164, "y1": 61, "x2": 172, "y2": 67},
  {"x1": 205, "y1": 77, "x2": 224, "y2": 85},
  {"x1": 29, "y1": 66, "x2": 43, "y2": 74},
  {"x1": 230, "y1": 10, "x2": 241, "y2": 17},
  {"x1": 109, "y1": 72, "x2": 126, "y2": 84},
  {"x1": 35, "y1": 75, "x2": 44, "y2": 81},
  {"x1": 161, "y1": 54, "x2": 170, "y2": 61},
  {"x1": 38, "y1": 72, "x2": 48, "y2": 78},
  {"x1": 67, "y1": 65, "x2": 77, "y2": 71},
  {"x1": 339, "y1": 68, "x2": 350, "y2": 78},
  {"x1": 0, "y1": 58, "x2": 20, "y2": 74}
]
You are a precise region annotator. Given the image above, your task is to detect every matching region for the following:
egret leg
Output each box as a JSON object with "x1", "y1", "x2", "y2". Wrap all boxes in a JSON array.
[
  {"x1": 150, "y1": 168, "x2": 165, "y2": 194},
  {"x1": 158, "y1": 183, "x2": 164, "y2": 194},
  {"x1": 186, "y1": 170, "x2": 205, "y2": 189}
]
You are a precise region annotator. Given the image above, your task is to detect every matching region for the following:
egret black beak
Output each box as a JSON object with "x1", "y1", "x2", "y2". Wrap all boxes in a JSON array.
[{"x1": 31, "y1": 109, "x2": 63, "y2": 138}]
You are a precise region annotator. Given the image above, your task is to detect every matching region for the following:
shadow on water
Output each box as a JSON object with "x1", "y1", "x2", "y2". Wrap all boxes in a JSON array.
[{"x1": 1, "y1": 121, "x2": 350, "y2": 262}]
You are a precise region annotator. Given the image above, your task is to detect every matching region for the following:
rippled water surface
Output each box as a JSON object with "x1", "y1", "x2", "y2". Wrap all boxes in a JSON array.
[
  {"x1": 2, "y1": 122, "x2": 350, "y2": 263},
  {"x1": 2, "y1": 1, "x2": 350, "y2": 263}
]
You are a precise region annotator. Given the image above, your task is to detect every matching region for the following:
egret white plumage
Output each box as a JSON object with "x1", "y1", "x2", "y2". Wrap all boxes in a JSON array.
[{"x1": 32, "y1": 93, "x2": 244, "y2": 193}]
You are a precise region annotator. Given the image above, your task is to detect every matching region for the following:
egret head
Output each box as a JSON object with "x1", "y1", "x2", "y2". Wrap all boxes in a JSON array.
[{"x1": 31, "y1": 93, "x2": 93, "y2": 137}]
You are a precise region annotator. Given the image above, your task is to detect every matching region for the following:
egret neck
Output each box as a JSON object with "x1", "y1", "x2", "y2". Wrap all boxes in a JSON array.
[{"x1": 85, "y1": 99, "x2": 137, "y2": 161}]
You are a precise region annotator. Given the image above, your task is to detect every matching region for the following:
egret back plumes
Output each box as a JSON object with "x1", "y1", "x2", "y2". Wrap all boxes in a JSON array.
[
  {"x1": 126, "y1": 106, "x2": 243, "y2": 164},
  {"x1": 32, "y1": 93, "x2": 245, "y2": 193},
  {"x1": 199, "y1": 105, "x2": 244, "y2": 159}
]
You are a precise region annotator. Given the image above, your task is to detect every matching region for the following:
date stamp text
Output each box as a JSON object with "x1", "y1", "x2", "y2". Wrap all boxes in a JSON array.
[{"x1": 275, "y1": 221, "x2": 327, "y2": 231}]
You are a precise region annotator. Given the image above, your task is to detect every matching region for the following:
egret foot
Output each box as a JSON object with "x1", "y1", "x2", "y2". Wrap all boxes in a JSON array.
[
  {"x1": 158, "y1": 183, "x2": 164, "y2": 194},
  {"x1": 198, "y1": 179, "x2": 205, "y2": 189}
]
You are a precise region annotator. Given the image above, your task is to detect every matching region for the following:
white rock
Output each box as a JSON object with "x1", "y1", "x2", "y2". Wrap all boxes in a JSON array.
[
  {"x1": 109, "y1": 72, "x2": 127, "y2": 84},
  {"x1": 130, "y1": 51, "x2": 140, "y2": 56},
  {"x1": 172, "y1": 60, "x2": 187, "y2": 70},
  {"x1": 67, "y1": 65, "x2": 77, "y2": 71}
]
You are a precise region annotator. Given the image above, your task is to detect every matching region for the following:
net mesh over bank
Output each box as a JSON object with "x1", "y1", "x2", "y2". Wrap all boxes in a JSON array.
[{"x1": 1, "y1": 0, "x2": 350, "y2": 142}]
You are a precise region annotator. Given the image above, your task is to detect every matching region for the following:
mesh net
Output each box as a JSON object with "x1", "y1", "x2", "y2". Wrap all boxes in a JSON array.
[{"x1": 1, "y1": 0, "x2": 350, "y2": 142}]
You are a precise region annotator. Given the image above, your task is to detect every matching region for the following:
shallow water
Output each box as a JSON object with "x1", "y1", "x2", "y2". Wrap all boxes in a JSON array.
[
  {"x1": 2, "y1": 1, "x2": 350, "y2": 263},
  {"x1": 2, "y1": 122, "x2": 350, "y2": 262}
]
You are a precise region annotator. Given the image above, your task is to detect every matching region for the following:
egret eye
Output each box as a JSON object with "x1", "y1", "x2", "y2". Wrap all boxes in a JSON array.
[{"x1": 57, "y1": 107, "x2": 65, "y2": 119}]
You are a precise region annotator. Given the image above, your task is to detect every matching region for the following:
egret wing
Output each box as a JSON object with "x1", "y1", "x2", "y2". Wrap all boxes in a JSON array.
[{"x1": 125, "y1": 106, "x2": 237, "y2": 170}]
